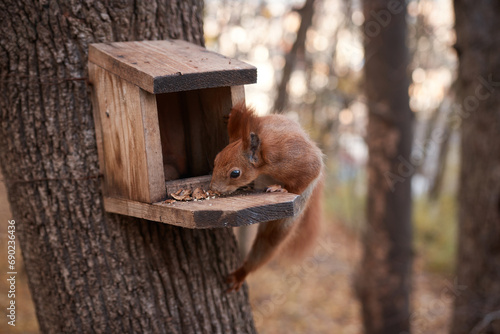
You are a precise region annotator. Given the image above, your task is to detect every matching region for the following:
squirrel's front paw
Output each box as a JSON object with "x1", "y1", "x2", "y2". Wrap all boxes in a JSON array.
[
  {"x1": 226, "y1": 267, "x2": 247, "y2": 292},
  {"x1": 266, "y1": 184, "x2": 288, "y2": 193}
]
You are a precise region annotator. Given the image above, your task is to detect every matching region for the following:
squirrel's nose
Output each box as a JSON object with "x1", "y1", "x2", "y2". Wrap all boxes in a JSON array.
[
  {"x1": 209, "y1": 181, "x2": 227, "y2": 194},
  {"x1": 209, "y1": 179, "x2": 218, "y2": 192}
]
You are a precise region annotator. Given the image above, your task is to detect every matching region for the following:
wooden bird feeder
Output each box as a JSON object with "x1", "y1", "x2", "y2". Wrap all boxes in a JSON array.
[{"x1": 89, "y1": 40, "x2": 300, "y2": 228}]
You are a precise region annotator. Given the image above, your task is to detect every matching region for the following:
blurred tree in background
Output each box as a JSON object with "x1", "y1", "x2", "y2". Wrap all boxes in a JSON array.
[
  {"x1": 356, "y1": 0, "x2": 413, "y2": 333},
  {"x1": 452, "y1": 1, "x2": 500, "y2": 333}
]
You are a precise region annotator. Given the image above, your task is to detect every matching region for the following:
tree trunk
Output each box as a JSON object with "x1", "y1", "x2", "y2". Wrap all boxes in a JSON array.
[
  {"x1": 356, "y1": 0, "x2": 413, "y2": 333},
  {"x1": 451, "y1": 1, "x2": 500, "y2": 333},
  {"x1": 0, "y1": 1, "x2": 256, "y2": 333}
]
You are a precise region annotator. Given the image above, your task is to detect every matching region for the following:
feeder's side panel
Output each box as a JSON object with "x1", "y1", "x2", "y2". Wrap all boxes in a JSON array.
[
  {"x1": 90, "y1": 64, "x2": 165, "y2": 203},
  {"x1": 139, "y1": 88, "x2": 166, "y2": 202}
]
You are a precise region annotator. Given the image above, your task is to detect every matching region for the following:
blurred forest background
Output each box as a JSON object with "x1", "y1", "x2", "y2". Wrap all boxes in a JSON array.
[
  {"x1": 0, "y1": 0, "x2": 483, "y2": 333},
  {"x1": 203, "y1": 0, "x2": 459, "y2": 333},
  {"x1": 204, "y1": 0, "x2": 457, "y2": 275}
]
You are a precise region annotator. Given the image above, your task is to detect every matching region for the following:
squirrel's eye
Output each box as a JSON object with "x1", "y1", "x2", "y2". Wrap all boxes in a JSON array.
[{"x1": 230, "y1": 170, "x2": 241, "y2": 178}]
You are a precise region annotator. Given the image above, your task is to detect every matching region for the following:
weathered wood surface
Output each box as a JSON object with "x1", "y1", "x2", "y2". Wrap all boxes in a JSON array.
[
  {"x1": 105, "y1": 175, "x2": 301, "y2": 228},
  {"x1": 89, "y1": 64, "x2": 166, "y2": 203},
  {"x1": 165, "y1": 175, "x2": 212, "y2": 195},
  {"x1": 89, "y1": 40, "x2": 257, "y2": 94}
]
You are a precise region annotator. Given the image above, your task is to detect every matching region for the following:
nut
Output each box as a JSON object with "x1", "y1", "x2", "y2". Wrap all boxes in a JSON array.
[
  {"x1": 171, "y1": 188, "x2": 193, "y2": 201},
  {"x1": 193, "y1": 187, "x2": 207, "y2": 200}
]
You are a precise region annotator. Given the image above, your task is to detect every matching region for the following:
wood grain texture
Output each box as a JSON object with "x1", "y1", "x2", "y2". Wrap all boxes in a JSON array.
[
  {"x1": 103, "y1": 175, "x2": 301, "y2": 229},
  {"x1": 89, "y1": 40, "x2": 257, "y2": 94},
  {"x1": 140, "y1": 87, "x2": 167, "y2": 201},
  {"x1": 230, "y1": 85, "x2": 245, "y2": 106},
  {"x1": 165, "y1": 175, "x2": 212, "y2": 195},
  {"x1": 184, "y1": 86, "x2": 239, "y2": 175},
  {"x1": 104, "y1": 191, "x2": 300, "y2": 228},
  {"x1": 90, "y1": 65, "x2": 165, "y2": 202}
]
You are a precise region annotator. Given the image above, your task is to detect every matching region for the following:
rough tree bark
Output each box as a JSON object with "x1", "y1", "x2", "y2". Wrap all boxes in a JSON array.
[
  {"x1": 0, "y1": 1, "x2": 256, "y2": 333},
  {"x1": 452, "y1": 1, "x2": 500, "y2": 333},
  {"x1": 356, "y1": 0, "x2": 413, "y2": 333}
]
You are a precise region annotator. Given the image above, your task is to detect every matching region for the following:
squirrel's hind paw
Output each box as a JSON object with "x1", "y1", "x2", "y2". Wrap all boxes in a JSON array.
[{"x1": 226, "y1": 267, "x2": 247, "y2": 292}]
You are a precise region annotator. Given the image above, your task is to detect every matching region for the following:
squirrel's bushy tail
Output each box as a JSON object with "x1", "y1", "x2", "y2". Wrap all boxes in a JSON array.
[{"x1": 280, "y1": 175, "x2": 324, "y2": 261}]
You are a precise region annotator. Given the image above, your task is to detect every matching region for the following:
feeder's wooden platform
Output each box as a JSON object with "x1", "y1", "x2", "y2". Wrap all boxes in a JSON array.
[
  {"x1": 89, "y1": 40, "x2": 257, "y2": 94},
  {"x1": 103, "y1": 176, "x2": 301, "y2": 229}
]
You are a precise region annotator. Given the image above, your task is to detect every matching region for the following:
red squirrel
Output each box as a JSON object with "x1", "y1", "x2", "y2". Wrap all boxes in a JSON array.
[{"x1": 210, "y1": 104, "x2": 324, "y2": 292}]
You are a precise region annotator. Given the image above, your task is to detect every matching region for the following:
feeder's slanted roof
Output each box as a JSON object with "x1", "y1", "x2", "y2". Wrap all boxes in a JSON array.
[{"x1": 89, "y1": 40, "x2": 257, "y2": 94}]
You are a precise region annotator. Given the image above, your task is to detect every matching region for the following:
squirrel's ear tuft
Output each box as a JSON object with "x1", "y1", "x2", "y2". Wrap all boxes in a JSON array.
[
  {"x1": 248, "y1": 132, "x2": 261, "y2": 165},
  {"x1": 228, "y1": 103, "x2": 258, "y2": 143},
  {"x1": 227, "y1": 104, "x2": 245, "y2": 143}
]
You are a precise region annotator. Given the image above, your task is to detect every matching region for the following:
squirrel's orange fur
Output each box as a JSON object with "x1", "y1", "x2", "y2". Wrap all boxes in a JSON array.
[{"x1": 210, "y1": 104, "x2": 324, "y2": 292}]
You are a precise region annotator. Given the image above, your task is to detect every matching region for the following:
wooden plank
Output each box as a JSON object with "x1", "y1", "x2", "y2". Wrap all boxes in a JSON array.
[
  {"x1": 156, "y1": 92, "x2": 187, "y2": 180},
  {"x1": 230, "y1": 85, "x2": 246, "y2": 106},
  {"x1": 104, "y1": 196, "x2": 196, "y2": 228},
  {"x1": 90, "y1": 65, "x2": 165, "y2": 203},
  {"x1": 139, "y1": 89, "x2": 166, "y2": 202},
  {"x1": 89, "y1": 40, "x2": 257, "y2": 94},
  {"x1": 104, "y1": 191, "x2": 300, "y2": 229},
  {"x1": 165, "y1": 175, "x2": 212, "y2": 196},
  {"x1": 183, "y1": 86, "x2": 233, "y2": 175},
  {"x1": 202, "y1": 85, "x2": 246, "y2": 171},
  {"x1": 178, "y1": 192, "x2": 300, "y2": 227}
]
